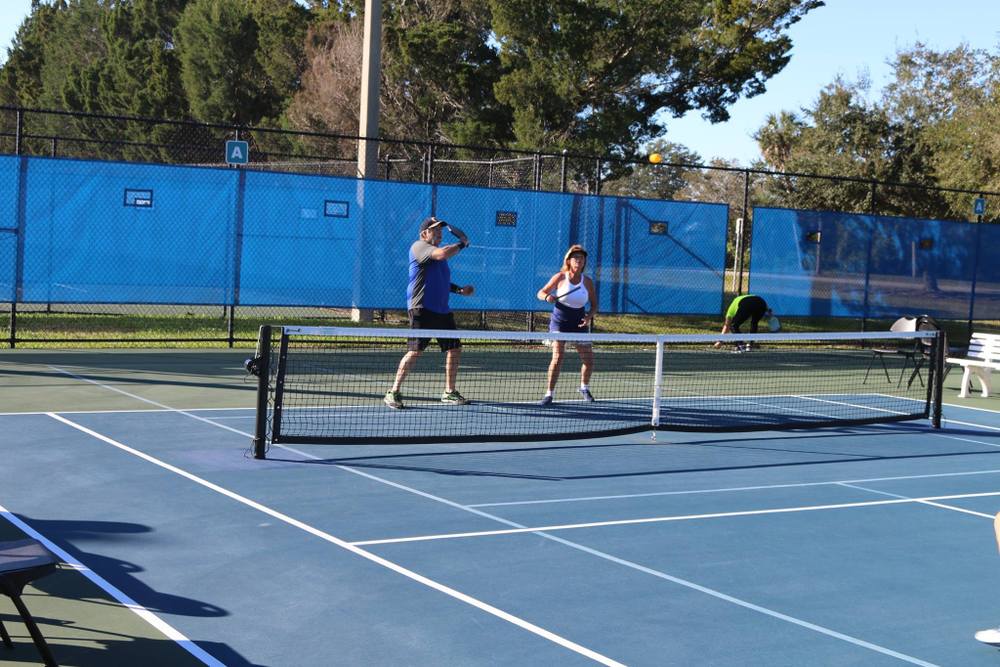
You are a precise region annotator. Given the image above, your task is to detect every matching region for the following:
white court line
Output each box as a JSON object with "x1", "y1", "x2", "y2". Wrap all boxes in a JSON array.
[
  {"x1": 0, "y1": 504, "x2": 225, "y2": 667},
  {"x1": 934, "y1": 433, "x2": 1000, "y2": 449},
  {"x1": 47, "y1": 366, "x2": 253, "y2": 439},
  {"x1": 469, "y1": 469, "x2": 1000, "y2": 508},
  {"x1": 0, "y1": 406, "x2": 254, "y2": 417},
  {"x1": 943, "y1": 402, "x2": 1000, "y2": 414},
  {"x1": 797, "y1": 394, "x2": 906, "y2": 416},
  {"x1": 838, "y1": 483, "x2": 996, "y2": 519},
  {"x1": 471, "y1": 423, "x2": 1000, "y2": 509},
  {"x1": 197, "y1": 415, "x2": 254, "y2": 421},
  {"x1": 940, "y1": 418, "x2": 1000, "y2": 432},
  {"x1": 351, "y1": 490, "x2": 1000, "y2": 547},
  {"x1": 42, "y1": 413, "x2": 623, "y2": 667}
]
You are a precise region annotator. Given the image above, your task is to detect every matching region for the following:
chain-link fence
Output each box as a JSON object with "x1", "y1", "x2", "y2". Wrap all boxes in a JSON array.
[{"x1": 1, "y1": 105, "x2": 998, "y2": 347}]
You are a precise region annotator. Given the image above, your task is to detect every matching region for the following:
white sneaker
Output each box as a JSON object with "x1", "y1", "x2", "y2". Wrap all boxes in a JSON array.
[{"x1": 975, "y1": 627, "x2": 1000, "y2": 645}]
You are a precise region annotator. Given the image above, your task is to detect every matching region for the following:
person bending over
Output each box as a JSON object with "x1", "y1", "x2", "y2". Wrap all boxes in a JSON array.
[{"x1": 714, "y1": 294, "x2": 774, "y2": 352}]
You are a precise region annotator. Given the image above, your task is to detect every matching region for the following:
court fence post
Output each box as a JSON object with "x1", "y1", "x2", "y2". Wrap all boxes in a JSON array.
[
  {"x1": 229, "y1": 166, "x2": 248, "y2": 348},
  {"x1": 967, "y1": 200, "x2": 984, "y2": 342},
  {"x1": 560, "y1": 150, "x2": 567, "y2": 193},
  {"x1": 11, "y1": 114, "x2": 26, "y2": 349},
  {"x1": 252, "y1": 325, "x2": 272, "y2": 459},
  {"x1": 227, "y1": 306, "x2": 236, "y2": 348},
  {"x1": 735, "y1": 168, "x2": 750, "y2": 295}
]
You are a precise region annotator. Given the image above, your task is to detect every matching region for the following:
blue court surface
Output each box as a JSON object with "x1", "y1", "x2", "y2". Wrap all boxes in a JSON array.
[{"x1": 4, "y1": 353, "x2": 1000, "y2": 665}]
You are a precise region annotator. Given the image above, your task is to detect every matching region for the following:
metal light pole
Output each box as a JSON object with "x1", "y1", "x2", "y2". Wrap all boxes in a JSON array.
[
  {"x1": 356, "y1": 0, "x2": 382, "y2": 180},
  {"x1": 352, "y1": 0, "x2": 382, "y2": 322}
]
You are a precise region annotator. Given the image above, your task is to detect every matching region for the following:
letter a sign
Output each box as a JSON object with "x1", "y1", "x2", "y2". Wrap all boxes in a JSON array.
[{"x1": 226, "y1": 140, "x2": 249, "y2": 165}]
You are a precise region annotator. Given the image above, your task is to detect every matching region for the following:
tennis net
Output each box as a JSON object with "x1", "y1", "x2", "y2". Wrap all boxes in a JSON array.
[{"x1": 249, "y1": 326, "x2": 944, "y2": 457}]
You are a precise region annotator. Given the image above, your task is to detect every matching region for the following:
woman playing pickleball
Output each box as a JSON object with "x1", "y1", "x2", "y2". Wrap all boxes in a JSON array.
[{"x1": 536, "y1": 244, "x2": 598, "y2": 405}]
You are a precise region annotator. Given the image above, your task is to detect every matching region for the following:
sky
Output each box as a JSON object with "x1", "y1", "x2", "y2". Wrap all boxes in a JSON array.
[{"x1": 0, "y1": 1, "x2": 998, "y2": 166}]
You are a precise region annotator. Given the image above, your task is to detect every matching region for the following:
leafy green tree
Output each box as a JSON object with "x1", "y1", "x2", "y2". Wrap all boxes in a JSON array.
[
  {"x1": 0, "y1": 0, "x2": 109, "y2": 113},
  {"x1": 754, "y1": 75, "x2": 952, "y2": 217},
  {"x1": 380, "y1": 0, "x2": 507, "y2": 147},
  {"x1": 252, "y1": 0, "x2": 310, "y2": 105},
  {"x1": 282, "y1": 0, "x2": 507, "y2": 162},
  {"x1": 3, "y1": 0, "x2": 826, "y2": 175},
  {"x1": 490, "y1": 0, "x2": 822, "y2": 156},
  {"x1": 756, "y1": 78, "x2": 893, "y2": 212},
  {"x1": 0, "y1": 0, "x2": 60, "y2": 108},
  {"x1": 889, "y1": 44, "x2": 1000, "y2": 210},
  {"x1": 56, "y1": 1, "x2": 190, "y2": 160},
  {"x1": 38, "y1": 0, "x2": 109, "y2": 110},
  {"x1": 754, "y1": 44, "x2": 1000, "y2": 220},
  {"x1": 174, "y1": 0, "x2": 307, "y2": 126},
  {"x1": 601, "y1": 140, "x2": 702, "y2": 200}
]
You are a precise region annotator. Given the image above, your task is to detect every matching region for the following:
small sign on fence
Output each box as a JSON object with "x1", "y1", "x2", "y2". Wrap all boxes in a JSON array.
[
  {"x1": 226, "y1": 140, "x2": 249, "y2": 165},
  {"x1": 974, "y1": 197, "x2": 987, "y2": 216}
]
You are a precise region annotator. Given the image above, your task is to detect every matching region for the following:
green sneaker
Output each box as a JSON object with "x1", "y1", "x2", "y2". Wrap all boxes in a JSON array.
[
  {"x1": 384, "y1": 390, "x2": 404, "y2": 409},
  {"x1": 441, "y1": 390, "x2": 470, "y2": 405}
]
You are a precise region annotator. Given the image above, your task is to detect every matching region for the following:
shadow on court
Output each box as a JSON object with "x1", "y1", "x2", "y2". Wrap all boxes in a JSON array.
[
  {"x1": 17, "y1": 516, "x2": 228, "y2": 619},
  {"x1": 0, "y1": 515, "x2": 259, "y2": 666},
  {"x1": 1, "y1": 634, "x2": 266, "y2": 667},
  {"x1": 265, "y1": 424, "x2": 1000, "y2": 481}
]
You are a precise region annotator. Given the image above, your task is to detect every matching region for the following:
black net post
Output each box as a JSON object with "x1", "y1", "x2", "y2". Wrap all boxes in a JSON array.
[
  {"x1": 269, "y1": 331, "x2": 290, "y2": 444},
  {"x1": 252, "y1": 325, "x2": 272, "y2": 459},
  {"x1": 931, "y1": 330, "x2": 945, "y2": 428}
]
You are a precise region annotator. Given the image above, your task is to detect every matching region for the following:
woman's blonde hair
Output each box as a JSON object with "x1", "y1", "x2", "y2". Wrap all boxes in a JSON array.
[{"x1": 562, "y1": 244, "x2": 588, "y2": 272}]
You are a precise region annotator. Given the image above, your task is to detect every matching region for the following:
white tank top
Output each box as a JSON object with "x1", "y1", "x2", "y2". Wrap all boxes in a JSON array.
[{"x1": 556, "y1": 273, "x2": 589, "y2": 309}]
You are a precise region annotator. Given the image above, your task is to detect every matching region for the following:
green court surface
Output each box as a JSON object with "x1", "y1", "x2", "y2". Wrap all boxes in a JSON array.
[{"x1": 0, "y1": 350, "x2": 256, "y2": 413}]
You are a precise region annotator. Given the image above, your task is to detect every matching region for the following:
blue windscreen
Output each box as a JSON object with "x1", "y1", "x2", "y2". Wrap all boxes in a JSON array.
[
  {"x1": 240, "y1": 175, "x2": 728, "y2": 313},
  {"x1": 974, "y1": 224, "x2": 1000, "y2": 320},
  {"x1": 238, "y1": 172, "x2": 393, "y2": 306},
  {"x1": 9, "y1": 155, "x2": 728, "y2": 313},
  {"x1": 410, "y1": 185, "x2": 727, "y2": 314},
  {"x1": 20, "y1": 158, "x2": 237, "y2": 304},
  {"x1": 0, "y1": 232, "x2": 13, "y2": 302},
  {"x1": 0, "y1": 155, "x2": 18, "y2": 301},
  {"x1": 749, "y1": 207, "x2": 978, "y2": 320}
]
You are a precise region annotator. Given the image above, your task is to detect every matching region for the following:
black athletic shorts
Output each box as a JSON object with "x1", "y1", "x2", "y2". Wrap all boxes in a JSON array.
[
  {"x1": 407, "y1": 308, "x2": 461, "y2": 351},
  {"x1": 730, "y1": 295, "x2": 768, "y2": 333}
]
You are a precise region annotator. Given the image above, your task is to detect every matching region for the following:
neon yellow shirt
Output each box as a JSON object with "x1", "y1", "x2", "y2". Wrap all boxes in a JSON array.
[{"x1": 726, "y1": 294, "x2": 754, "y2": 320}]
